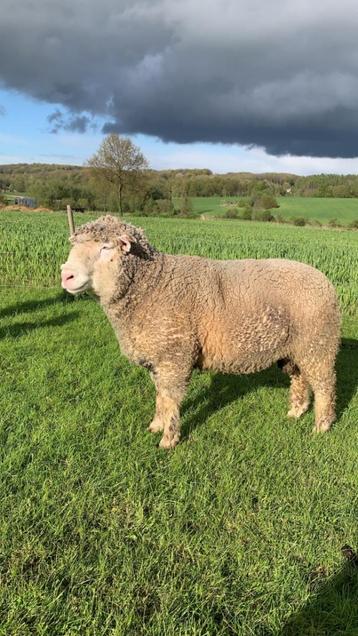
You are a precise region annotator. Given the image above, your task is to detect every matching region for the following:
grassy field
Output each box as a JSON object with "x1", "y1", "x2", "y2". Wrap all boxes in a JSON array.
[
  {"x1": 0, "y1": 210, "x2": 357, "y2": 635},
  {"x1": 274, "y1": 197, "x2": 358, "y2": 225},
  {"x1": 187, "y1": 195, "x2": 358, "y2": 225},
  {"x1": 5, "y1": 193, "x2": 358, "y2": 224}
]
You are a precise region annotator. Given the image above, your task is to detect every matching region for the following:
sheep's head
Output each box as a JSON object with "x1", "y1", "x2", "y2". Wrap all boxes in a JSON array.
[{"x1": 61, "y1": 215, "x2": 156, "y2": 298}]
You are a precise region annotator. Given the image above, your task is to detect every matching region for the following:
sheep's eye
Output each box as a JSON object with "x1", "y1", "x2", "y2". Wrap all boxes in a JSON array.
[{"x1": 99, "y1": 244, "x2": 114, "y2": 261}]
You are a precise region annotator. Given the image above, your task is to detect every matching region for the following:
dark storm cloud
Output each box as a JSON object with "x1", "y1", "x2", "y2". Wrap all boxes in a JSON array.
[{"x1": 1, "y1": 0, "x2": 358, "y2": 156}]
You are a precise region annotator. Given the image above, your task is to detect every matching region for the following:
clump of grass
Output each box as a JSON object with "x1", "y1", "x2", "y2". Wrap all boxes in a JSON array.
[
  {"x1": 223, "y1": 207, "x2": 239, "y2": 219},
  {"x1": 292, "y1": 217, "x2": 306, "y2": 226}
]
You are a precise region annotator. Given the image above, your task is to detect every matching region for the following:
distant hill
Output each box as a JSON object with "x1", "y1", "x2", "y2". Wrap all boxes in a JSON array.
[
  {"x1": 0, "y1": 162, "x2": 298, "y2": 179},
  {"x1": 0, "y1": 163, "x2": 83, "y2": 174}
]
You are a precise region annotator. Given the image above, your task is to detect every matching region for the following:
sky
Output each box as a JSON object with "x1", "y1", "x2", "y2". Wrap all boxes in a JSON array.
[{"x1": 1, "y1": 0, "x2": 358, "y2": 174}]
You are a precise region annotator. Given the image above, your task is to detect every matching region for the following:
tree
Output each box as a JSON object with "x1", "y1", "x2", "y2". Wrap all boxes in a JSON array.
[
  {"x1": 88, "y1": 134, "x2": 148, "y2": 214},
  {"x1": 178, "y1": 184, "x2": 193, "y2": 216}
]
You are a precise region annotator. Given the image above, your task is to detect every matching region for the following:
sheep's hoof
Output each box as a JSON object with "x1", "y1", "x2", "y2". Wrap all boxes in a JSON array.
[
  {"x1": 147, "y1": 419, "x2": 164, "y2": 433},
  {"x1": 287, "y1": 402, "x2": 309, "y2": 419},
  {"x1": 313, "y1": 418, "x2": 334, "y2": 433},
  {"x1": 159, "y1": 434, "x2": 180, "y2": 450}
]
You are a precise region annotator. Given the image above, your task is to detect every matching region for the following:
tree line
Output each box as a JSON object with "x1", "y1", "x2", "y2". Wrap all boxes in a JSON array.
[{"x1": 2, "y1": 135, "x2": 358, "y2": 215}]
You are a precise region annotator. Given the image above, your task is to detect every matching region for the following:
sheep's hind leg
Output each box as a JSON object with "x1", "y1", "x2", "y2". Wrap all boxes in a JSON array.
[
  {"x1": 279, "y1": 359, "x2": 310, "y2": 419},
  {"x1": 296, "y1": 355, "x2": 336, "y2": 432},
  {"x1": 310, "y1": 372, "x2": 336, "y2": 433},
  {"x1": 287, "y1": 370, "x2": 311, "y2": 419}
]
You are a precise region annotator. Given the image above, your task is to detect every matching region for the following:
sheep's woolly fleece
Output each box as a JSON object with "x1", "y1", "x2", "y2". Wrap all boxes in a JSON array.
[
  {"x1": 72, "y1": 215, "x2": 157, "y2": 259},
  {"x1": 63, "y1": 214, "x2": 340, "y2": 449}
]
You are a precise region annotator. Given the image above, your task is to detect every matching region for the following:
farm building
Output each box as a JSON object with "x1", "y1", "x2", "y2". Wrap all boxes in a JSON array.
[{"x1": 14, "y1": 196, "x2": 37, "y2": 208}]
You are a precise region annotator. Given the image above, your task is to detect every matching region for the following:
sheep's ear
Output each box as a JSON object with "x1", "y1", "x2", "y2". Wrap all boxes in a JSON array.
[{"x1": 118, "y1": 233, "x2": 136, "y2": 253}]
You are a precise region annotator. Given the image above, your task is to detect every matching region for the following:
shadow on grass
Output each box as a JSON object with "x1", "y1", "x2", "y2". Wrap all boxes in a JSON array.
[
  {"x1": 181, "y1": 337, "x2": 358, "y2": 439},
  {"x1": 182, "y1": 364, "x2": 289, "y2": 439},
  {"x1": 0, "y1": 312, "x2": 80, "y2": 339},
  {"x1": 336, "y1": 338, "x2": 358, "y2": 419},
  {"x1": 0, "y1": 291, "x2": 76, "y2": 319},
  {"x1": 280, "y1": 559, "x2": 358, "y2": 635}
]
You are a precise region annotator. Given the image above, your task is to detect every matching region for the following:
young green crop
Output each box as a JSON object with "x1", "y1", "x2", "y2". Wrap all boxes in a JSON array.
[{"x1": 1, "y1": 211, "x2": 357, "y2": 316}]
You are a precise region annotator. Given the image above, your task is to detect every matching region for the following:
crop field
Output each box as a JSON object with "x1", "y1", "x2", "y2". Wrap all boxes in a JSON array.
[
  {"x1": 0, "y1": 210, "x2": 357, "y2": 635},
  {"x1": 189, "y1": 195, "x2": 358, "y2": 225}
]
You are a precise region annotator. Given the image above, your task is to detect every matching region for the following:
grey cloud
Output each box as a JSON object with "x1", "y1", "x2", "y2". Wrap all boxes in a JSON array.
[
  {"x1": 47, "y1": 109, "x2": 63, "y2": 133},
  {"x1": 1, "y1": 0, "x2": 358, "y2": 156},
  {"x1": 0, "y1": 104, "x2": 5, "y2": 116},
  {"x1": 47, "y1": 109, "x2": 96, "y2": 133}
]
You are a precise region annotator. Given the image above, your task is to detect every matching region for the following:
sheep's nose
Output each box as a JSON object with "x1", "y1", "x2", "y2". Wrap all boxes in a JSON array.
[{"x1": 61, "y1": 268, "x2": 75, "y2": 284}]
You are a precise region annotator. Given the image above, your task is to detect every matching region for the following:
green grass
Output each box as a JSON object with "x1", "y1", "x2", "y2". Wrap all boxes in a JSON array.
[
  {"x1": 0, "y1": 211, "x2": 357, "y2": 635},
  {"x1": 182, "y1": 196, "x2": 227, "y2": 216},
  {"x1": 179, "y1": 195, "x2": 358, "y2": 225},
  {"x1": 275, "y1": 197, "x2": 358, "y2": 225}
]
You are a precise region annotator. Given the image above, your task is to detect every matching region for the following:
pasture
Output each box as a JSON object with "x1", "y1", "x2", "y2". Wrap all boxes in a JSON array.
[
  {"x1": 0, "y1": 210, "x2": 357, "y2": 635},
  {"x1": 188, "y1": 195, "x2": 358, "y2": 225}
]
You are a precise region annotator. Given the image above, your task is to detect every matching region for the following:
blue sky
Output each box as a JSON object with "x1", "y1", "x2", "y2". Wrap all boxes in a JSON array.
[{"x1": 2, "y1": 87, "x2": 358, "y2": 175}]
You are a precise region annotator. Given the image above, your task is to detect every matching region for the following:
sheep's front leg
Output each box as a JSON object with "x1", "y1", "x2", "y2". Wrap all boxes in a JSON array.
[
  {"x1": 147, "y1": 371, "x2": 165, "y2": 433},
  {"x1": 158, "y1": 391, "x2": 182, "y2": 449},
  {"x1": 147, "y1": 390, "x2": 165, "y2": 433},
  {"x1": 148, "y1": 368, "x2": 189, "y2": 449}
]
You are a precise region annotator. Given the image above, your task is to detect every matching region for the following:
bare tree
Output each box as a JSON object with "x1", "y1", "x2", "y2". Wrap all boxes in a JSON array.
[{"x1": 88, "y1": 134, "x2": 148, "y2": 214}]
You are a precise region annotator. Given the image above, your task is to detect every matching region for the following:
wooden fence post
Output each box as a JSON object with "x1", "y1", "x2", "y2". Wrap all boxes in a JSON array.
[{"x1": 66, "y1": 204, "x2": 75, "y2": 236}]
